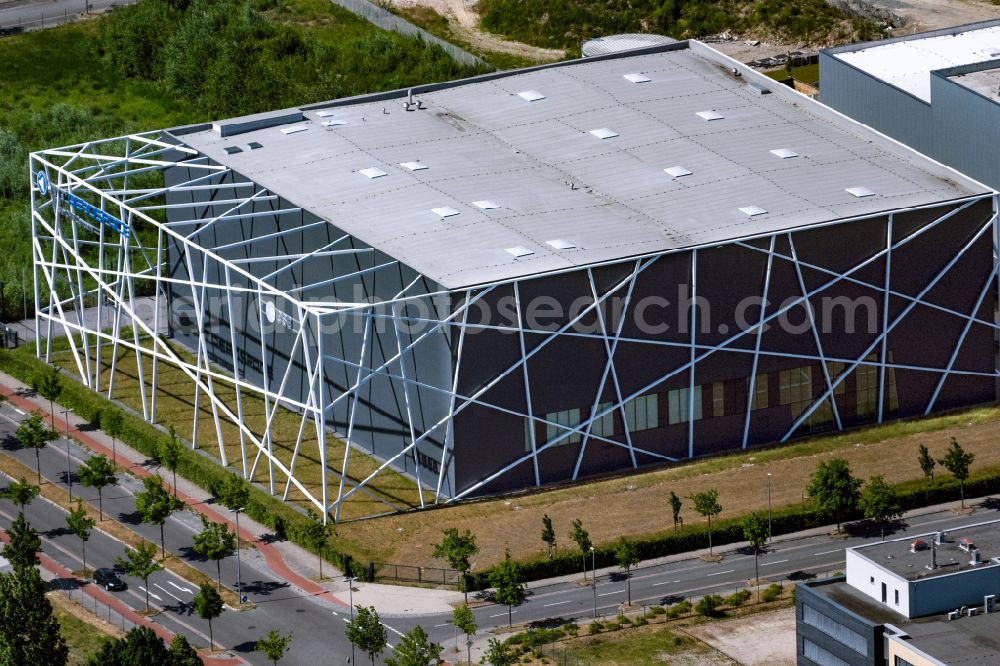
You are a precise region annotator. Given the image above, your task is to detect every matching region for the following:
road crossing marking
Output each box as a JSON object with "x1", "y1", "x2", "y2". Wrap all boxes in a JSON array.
[
  {"x1": 381, "y1": 623, "x2": 405, "y2": 638},
  {"x1": 138, "y1": 586, "x2": 162, "y2": 601},
  {"x1": 153, "y1": 583, "x2": 184, "y2": 602}
]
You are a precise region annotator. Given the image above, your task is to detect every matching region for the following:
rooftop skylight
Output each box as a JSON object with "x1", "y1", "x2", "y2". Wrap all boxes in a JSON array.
[
  {"x1": 664, "y1": 166, "x2": 693, "y2": 178},
  {"x1": 846, "y1": 186, "x2": 875, "y2": 198},
  {"x1": 545, "y1": 239, "x2": 576, "y2": 250},
  {"x1": 517, "y1": 90, "x2": 546, "y2": 102},
  {"x1": 280, "y1": 126, "x2": 309, "y2": 134},
  {"x1": 770, "y1": 148, "x2": 798, "y2": 159},
  {"x1": 696, "y1": 110, "x2": 724, "y2": 121},
  {"x1": 359, "y1": 168, "x2": 387, "y2": 179},
  {"x1": 589, "y1": 128, "x2": 619, "y2": 139},
  {"x1": 431, "y1": 207, "x2": 460, "y2": 218},
  {"x1": 624, "y1": 73, "x2": 651, "y2": 83},
  {"x1": 400, "y1": 161, "x2": 429, "y2": 171},
  {"x1": 739, "y1": 206, "x2": 768, "y2": 217},
  {"x1": 505, "y1": 246, "x2": 534, "y2": 258}
]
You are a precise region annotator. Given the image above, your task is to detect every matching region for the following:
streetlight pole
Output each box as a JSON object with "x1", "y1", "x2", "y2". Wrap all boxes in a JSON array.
[
  {"x1": 767, "y1": 472, "x2": 772, "y2": 543},
  {"x1": 230, "y1": 507, "x2": 244, "y2": 603},
  {"x1": 590, "y1": 546, "x2": 597, "y2": 618},
  {"x1": 60, "y1": 408, "x2": 74, "y2": 500},
  {"x1": 347, "y1": 576, "x2": 357, "y2": 665}
]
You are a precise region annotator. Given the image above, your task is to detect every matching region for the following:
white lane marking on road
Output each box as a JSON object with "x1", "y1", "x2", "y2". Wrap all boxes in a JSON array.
[
  {"x1": 653, "y1": 581, "x2": 669, "y2": 586},
  {"x1": 138, "y1": 586, "x2": 162, "y2": 601},
  {"x1": 382, "y1": 623, "x2": 405, "y2": 638},
  {"x1": 544, "y1": 600, "x2": 572, "y2": 607},
  {"x1": 331, "y1": 611, "x2": 339, "y2": 617},
  {"x1": 813, "y1": 549, "x2": 841, "y2": 556},
  {"x1": 434, "y1": 622, "x2": 451, "y2": 627},
  {"x1": 13, "y1": 408, "x2": 24, "y2": 415},
  {"x1": 598, "y1": 590, "x2": 624, "y2": 597},
  {"x1": 705, "y1": 569, "x2": 735, "y2": 577},
  {"x1": 167, "y1": 581, "x2": 193, "y2": 594},
  {"x1": 762, "y1": 559, "x2": 789, "y2": 566},
  {"x1": 489, "y1": 611, "x2": 517, "y2": 618},
  {"x1": 153, "y1": 583, "x2": 184, "y2": 602}
]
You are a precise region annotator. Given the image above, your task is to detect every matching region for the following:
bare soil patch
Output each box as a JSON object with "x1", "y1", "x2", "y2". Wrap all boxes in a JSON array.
[{"x1": 684, "y1": 606, "x2": 796, "y2": 666}]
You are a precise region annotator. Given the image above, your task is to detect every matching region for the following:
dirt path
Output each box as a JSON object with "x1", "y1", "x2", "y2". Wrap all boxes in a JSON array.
[{"x1": 389, "y1": 0, "x2": 565, "y2": 62}]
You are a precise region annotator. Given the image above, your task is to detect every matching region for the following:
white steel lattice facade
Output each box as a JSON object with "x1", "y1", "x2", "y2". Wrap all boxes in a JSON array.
[{"x1": 29, "y1": 41, "x2": 1000, "y2": 521}]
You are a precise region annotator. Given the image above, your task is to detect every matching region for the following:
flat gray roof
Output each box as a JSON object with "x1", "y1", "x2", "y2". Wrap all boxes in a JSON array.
[
  {"x1": 853, "y1": 520, "x2": 1000, "y2": 581},
  {"x1": 828, "y1": 21, "x2": 1000, "y2": 102},
  {"x1": 948, "y1": 64, "x2": 1000, "y2": 100},
  {"x1": 175, "y1": 41, "x2": 989, "y2": 289}
]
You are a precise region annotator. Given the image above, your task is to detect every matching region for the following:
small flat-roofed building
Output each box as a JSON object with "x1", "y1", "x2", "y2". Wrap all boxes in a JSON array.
[
  {"x1": 797, "y1": 519, "x2": 1000, "y2": 666},
  {"x1": 821, "y1": 20, "x2": 1000, "y2": 190}
]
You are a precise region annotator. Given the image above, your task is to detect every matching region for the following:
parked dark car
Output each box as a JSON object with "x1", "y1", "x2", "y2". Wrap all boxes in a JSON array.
[{"x1": 94, "y1": 568, "x2": 126, "y2": 591}]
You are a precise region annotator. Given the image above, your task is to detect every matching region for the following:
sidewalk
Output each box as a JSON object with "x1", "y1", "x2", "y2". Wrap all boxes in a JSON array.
[{"x1": 0, "y1": 369, "x2": 462, "y2": 616}]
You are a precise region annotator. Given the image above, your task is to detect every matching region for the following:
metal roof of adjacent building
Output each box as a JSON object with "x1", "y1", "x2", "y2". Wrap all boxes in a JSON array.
[
  {"x1": 174, "y1": 40, "x2": 990, "y2": 289},
  {"x1": 851, "y1": 519, "x2": 1000, "y2": 581},
  {"x1": 947, "y1": 63, "x2": 1000, "y2": 100},
  {"x1": 829, "y1": 20, "x2": 1000, "y2": 102},
  {"x1": 581, "y1": 33, "x2": 678, "y2": 57}
]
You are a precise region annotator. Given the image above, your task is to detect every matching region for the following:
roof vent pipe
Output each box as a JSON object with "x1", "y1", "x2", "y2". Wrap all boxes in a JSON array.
[
  {"x1": 408, "y1": 89, "x2": 413, "y2": 105},
  {"x1": 935, "y1": 531, "x2": 946, "y2": 545}
]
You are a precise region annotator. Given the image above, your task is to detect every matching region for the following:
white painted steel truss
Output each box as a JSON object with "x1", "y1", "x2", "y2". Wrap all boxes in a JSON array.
[{"x1": 30, "y1": 131, "x2": 1000, "y2": 522}]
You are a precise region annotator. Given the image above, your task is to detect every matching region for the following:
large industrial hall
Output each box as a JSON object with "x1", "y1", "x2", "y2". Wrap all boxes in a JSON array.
[{"x1": 30, "y1": 39, "x2": 999, "y2": 520}]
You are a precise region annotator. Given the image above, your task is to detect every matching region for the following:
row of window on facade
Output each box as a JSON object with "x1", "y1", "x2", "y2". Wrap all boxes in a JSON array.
[{"x1": 525, "y1": 355, "x2": 899, "y2": 450}]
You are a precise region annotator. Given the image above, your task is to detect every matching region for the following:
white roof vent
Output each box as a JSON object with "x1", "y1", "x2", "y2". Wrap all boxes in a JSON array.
[
  {"x1": 589, "y1": 128, "x2": 619, "y2": 139},
  {"x1": 359, "y1": 168, "x2": 387, "y2": 179},
  {"x1": 400, "y1": 161, "x2": 429, "y2": 171},
  {"x1": 770, "y1": 148, "x2": 798, "y2": 159},
  {"x1": 472, "y1": 200, "x2": 500, "y2": 210},
  {"x1": 517, "y1": 90, "x2": 545, "y2": 102},
  {"x1": 505, "y1": 246, "x2": 534, "y2": 258},
  {"x1": 321, "y1": 119, "x2": 348, "y2": 127},
  {"x1": 431, "y1": 207, "x2": 460, "y2": 218},
  {"x1": 664, "y1": 166, "x2": 692, "y2": 178},
  {"x1": 623, "y1": 73, "x2": 651, "y2": 83},
  {"x1": 280, "y1": 126, "x2": 309, "y2": 134},
  {"x1": 846, "y1": 186, "x2": 875, "y2": 198},
  {"x1": 696, "y1": 110, "x2": 724, "y2": 121},
  {"x1": 546, "y1": 239, "x2": 576, "y2": 250},
  {"x1": 315, "y1": 110, "x2": 338, "y2": 117},
  {"x1": 739, "y1": 205, "x2": 768, "y2": 217}
]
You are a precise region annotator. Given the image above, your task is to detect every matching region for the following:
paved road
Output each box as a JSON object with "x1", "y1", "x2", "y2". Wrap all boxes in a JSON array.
[
  {"x1": 0, "y1": 0, "x2": 127, "y2": 31},
  {"x1": 0, "y1": 400, "x2": 409, "y2": 665},
  {"x1": 4, "y1": 394, "x2": 1000, "y2": 663}
]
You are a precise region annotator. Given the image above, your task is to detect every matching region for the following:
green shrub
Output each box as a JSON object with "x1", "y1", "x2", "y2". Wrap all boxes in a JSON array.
[
  {"x1": 761, "y1": 583, "x2": 783, "y2": 603},
  {"x1": 649, "y1": 605, "x2": 666, "y2": 615},
  {"x1": 666, "y1": 600, "x2": 691, "y2": 618},
  {"x1": 724, "y1": 589, "x2": 752, "y2": 608},
  {"x1": 696, "y1": 594, "x2": 724, "y2": 617},
  {"x1": 587, "y1": 621, "x2": 603, "y2": 634},
  {"x1": 561, "y1": 623, "x2": 579, "y2": 637}
]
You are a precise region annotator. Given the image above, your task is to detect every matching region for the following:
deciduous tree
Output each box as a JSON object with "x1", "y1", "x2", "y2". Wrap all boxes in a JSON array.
[
  {"x1": 100, "y1": 408, "x2": 124, "y2": 465},
  {"x1": 741, "y1": 512, "x2": 768, "y2": 599},
  {"x1": 84, "y1": 626, "x2": 168, "y2": 666},
  {"x1": 193, "y1": 582, "x2": 223, "y2": 651},
  {"x1": 482, "y1": 638, "x2": 515, "y2": 666},
  {"x1": 255, "y1": 629, "x2": 292, "y2": 666},
  {"x1": 385, "y1": 625, "x2": 442, "y2": 666},
  {"x1": 569, "y1": 518, "x2": 592, "y2": 581},
  {"x1": 192, "y1": 514, "x2": 235, "y2": 590},
  {"x1": 541, "y1": 513, "x2": 556, "y2": 558},
  {"x1": 2, "y1": 477, "x2": 39, "y2": 512},
  {"x1": 613, "y1": 537, "x2": 639, "y2": 605},
  {"x1": 66, "y1": 501, "x2": 95, "y2": 575},
  {"x1": 859, "y1": 475, "x2": 902, "y2": 540},
  {"x1": 135, "y1": 473, "x2": 183, "y2": 557},
  {"x1": 490, "y1": 550, "x2": 525, "y2": 628},
  {"x1": 690, "y1": 489, "x2": 722, "y2": 554},
  {"x1": 806, "y1": 458, "x2": 861, "y2": 533},
  {"x1": 34, "y1": 365, "x2": 62, "y2": 429},
  {"x1": 939, "y1": 438, "x2": 975, "y2": 509},
  {"x1": 2, "y1": 512, "x2": 41, "y2": 571},
  {"x1": 452, "y1": 603, "x2": 476, "y2": 666},
  {"x1": 917, "y1": 444, "x2": 935, "y2": 486},
  {"x1": 431, "y1": 527, "x2": 478, "y2": 603},
  {"x1": 346, "y1": 605, "x2": 387, "y2": 666},
  {"x1": 116, "y1": 541, "x2": 162, "y2": 613},
  {"x1": 15, "y1": 414, "x2": 55, "y2": 486},
  {"x1": 159, "y1": 426, "x2": 183, "y2": 497},
  {"x1": 78, "y1": 454, "x2": 117, "y2": 521},
  {"x1": 669, "y1": 491, "x2": 682, "y2": 532},
  {"x1": 301, "y1": 510, "x2": 331, "y2": 580},
  {"x1": 170, "y1": 634, "x2": 202, "y2": 666}
]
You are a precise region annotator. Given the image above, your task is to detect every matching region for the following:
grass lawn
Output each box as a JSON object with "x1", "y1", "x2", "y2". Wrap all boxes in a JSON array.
[
  {"x1": 765, "y1": 63, "x2": 820, "y2": 86},
  {"x1": 45, "y1": 337, "x2": 423, "y2": 523},
  {"x1": 49, "y1": 592, "x2": 123, "y2": 665}
]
